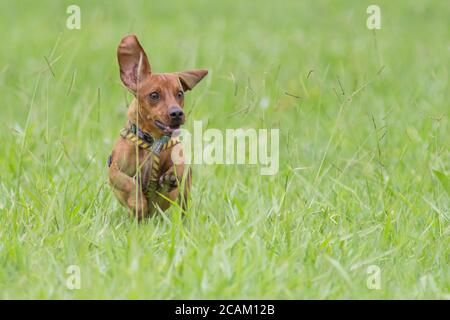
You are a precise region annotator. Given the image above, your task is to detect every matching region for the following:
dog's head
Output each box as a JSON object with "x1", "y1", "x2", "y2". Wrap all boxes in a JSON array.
[{"x1": 117, "y1": 34, "x2": 207, "y2": 136}]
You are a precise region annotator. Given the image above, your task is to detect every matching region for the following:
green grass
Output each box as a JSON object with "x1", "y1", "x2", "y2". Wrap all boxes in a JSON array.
[{"x1": 0, "y1": 0, "x2": 448, "y2": 299}]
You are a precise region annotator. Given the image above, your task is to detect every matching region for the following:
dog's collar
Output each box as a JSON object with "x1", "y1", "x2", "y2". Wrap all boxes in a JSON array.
[
  {"x1": 120, "y1": 123, "x2": 179, "y2": 152},
  {"x1": 130, "y1": 123, "x2": 155, "y2": 146}
]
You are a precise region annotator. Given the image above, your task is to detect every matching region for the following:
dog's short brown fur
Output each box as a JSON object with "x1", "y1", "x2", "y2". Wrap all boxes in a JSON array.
[{"x1": 108, "y1": 34, "x2": 207, "y2": 219}]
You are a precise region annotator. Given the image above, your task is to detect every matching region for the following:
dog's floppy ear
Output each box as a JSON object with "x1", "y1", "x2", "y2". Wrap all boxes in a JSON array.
[
  {"x1": 117, "y1": 34, "x2": 151, "y2": 93},
  {"x1": 176, "y1": 69, "x2": 208, "y2": 91}
]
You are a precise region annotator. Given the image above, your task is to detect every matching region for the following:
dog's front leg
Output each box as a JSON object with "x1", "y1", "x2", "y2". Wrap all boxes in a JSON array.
[
  {"x1": 144, "y1": 167, "x2": 179, "y2": 214},
  {"x1": 151, "y1": 165, "x2": 191, "y2": 212},
  {"x1": 109, "y1": 165, "x2": 148, "y2": 219}
]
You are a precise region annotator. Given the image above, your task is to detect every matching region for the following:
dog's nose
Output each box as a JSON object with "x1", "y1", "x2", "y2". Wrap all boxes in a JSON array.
[{"x1": 169, "y1": 106, "x2": 184, "y2": 122}]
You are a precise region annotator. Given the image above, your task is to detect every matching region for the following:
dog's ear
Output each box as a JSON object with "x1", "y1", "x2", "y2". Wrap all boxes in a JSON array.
[
  {"x1": 176, "y1": 69, "x2": 208, "y2": 91},
  {"x1": 117, "y1": 34, "x2": 151, "y2": 93}
]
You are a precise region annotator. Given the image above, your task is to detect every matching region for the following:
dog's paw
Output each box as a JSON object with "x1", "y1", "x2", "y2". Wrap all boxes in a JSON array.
[{"x1": 159, "y1": 173, "x2": 178, "y2": 192}]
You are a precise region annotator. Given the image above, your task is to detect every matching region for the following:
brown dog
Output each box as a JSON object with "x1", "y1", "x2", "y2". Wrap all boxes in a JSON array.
[{"x1": 108, "y1": 34, "x2": 207, "y2": 219}]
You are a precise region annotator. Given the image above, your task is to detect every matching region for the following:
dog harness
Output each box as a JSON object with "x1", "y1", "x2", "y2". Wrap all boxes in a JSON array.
[{"x1": 108, "y1": 123, "x2": 180, "y2": 198}]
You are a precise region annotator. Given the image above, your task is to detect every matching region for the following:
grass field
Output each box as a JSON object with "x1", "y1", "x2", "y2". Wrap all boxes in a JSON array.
[{"x1": 0, "y1": 0, "x2": 448, "y2": 299}]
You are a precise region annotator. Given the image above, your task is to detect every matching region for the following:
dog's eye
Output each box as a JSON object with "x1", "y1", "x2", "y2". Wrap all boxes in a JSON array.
[
  {"x1": 177, "y1": 90, "x2": 184, "y2": 99},
  {"x1": 149, "y1": 92, "x2": 160, "y2": 100}
]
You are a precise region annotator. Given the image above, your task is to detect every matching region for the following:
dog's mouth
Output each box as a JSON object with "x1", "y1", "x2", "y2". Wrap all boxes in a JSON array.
[{"x1": 154, "y1": 120, "x2": 181, "y2": 134}]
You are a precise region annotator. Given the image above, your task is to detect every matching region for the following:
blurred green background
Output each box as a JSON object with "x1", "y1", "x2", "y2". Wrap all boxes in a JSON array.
[{"x1": 0, "y1": 0, "x2": 448, "y2": 299}]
